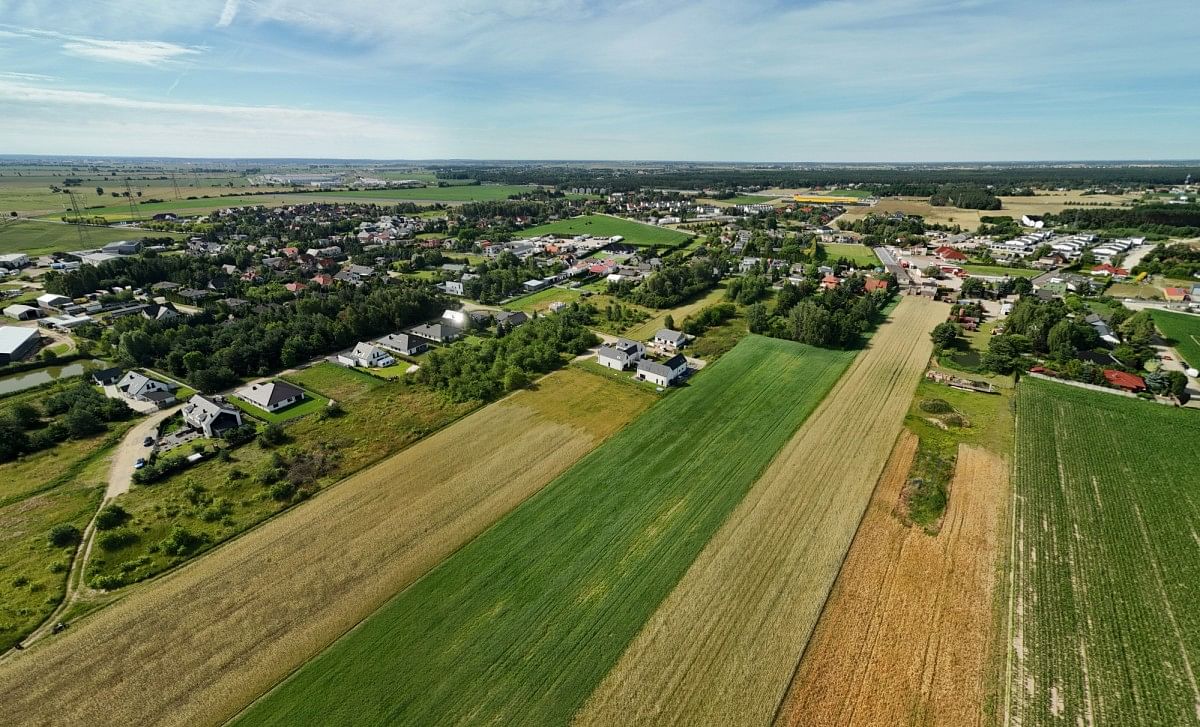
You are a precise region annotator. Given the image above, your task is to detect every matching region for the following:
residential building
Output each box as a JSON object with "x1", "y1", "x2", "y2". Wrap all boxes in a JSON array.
[
  {"x1": 596, "y1": 338, "x2": 645, "y2": 370},
  {"x1": 376, "y1": 333, "x2": 431, "y2": 356},
  {"x1": 1103, "y1": 369, "x2": 1146, "y2": 392},
  {"x1": 636, "y1": 353, "x2": 688, "y2": 387},
  {"x1": 441, "y1": 309, "x2": 471, "y2": 330},
  {"x1": 91, "y1": 367, "x2": 123, "y2": 386},
  {"x1": 0, "y1": 326, "x2": 39, "y2": 364},
  {"x1": 337, "y1": 342, "x2": 396, "y2": 368},
  {"x1": 653, "y1": 328, "x2": 688, "y2": 352},
  {"x1": 234, "y1": 380, "x2": 306, "y2": 413},
  {"x1": 406, "y1": 322, "x2": 460, "y2": 343},
  {"x1": 182, "y1": 394, "x2": 244, "y2": 437},
  {"x1": 116, "y1": 371, "x2": 175, "y2": 405},
  {"x1": 496, "y1": 311, "x2": 529, "y2": 329}
]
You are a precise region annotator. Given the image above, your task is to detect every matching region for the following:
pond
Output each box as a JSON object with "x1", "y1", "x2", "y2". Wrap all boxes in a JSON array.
[{"x1": 0, "y1": 359, "x2": 109, "y2": 396}]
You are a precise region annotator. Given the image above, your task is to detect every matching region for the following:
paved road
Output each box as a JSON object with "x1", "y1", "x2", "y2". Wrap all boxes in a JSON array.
[{"x1": 106, "y1": 406, "x2": 178, "y2": 499}]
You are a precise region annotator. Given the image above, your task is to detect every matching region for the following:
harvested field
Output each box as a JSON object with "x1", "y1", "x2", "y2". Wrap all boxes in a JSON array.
[
  {"x1": 0, "y1": 368, "x2": 652, "y2": 727},
  {"x1": 777, "y1": 435, "x2": 1008, "y2": 727},
  {"x1": 235, "y1": 336, "x2": 853, "y2": 726},
  {"x1": 836, "y1": 192, "x2": 1137, "y2": 228},
  {"x1": 1009, "y1": 377, "x2": 1200, "y2": 726},
  {"x1": 575, "y1": 296, "x2": 949, "y2": 727}
]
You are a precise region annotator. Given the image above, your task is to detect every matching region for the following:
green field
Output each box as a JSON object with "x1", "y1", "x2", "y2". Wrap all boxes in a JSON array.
[
  {"x1": 520, "y1": 214, "x2": 693, "y2": 247},
  {"x1": 1009, "y1": 377, "x2": 1200, "y2": 726},
  {"x1": 961, "y1": 263, "x2": 1040, "y2": 278},
  {"x1": 317, "y1": 185, "x2": 536, "y2": 202},
  {"x1": 1151, "y1": 309, "x2": 1200, "y2": 368},
  {"x1": 822, "y1": 242, "x2": 880, "y2": 268},
  {"x1": 235, "y1": 336, "x2": 854, "y2": 725},
  {"x1": 505, "y1": 285, "x2": 585, "y2": 312},
  {"x1": 0, "y1": 220, "x2": 185, "y2": 254}
]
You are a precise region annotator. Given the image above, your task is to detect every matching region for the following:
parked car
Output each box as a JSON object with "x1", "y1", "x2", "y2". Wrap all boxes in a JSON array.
[
  {"x1": 143, "y1": 436, "x2": 154, "y2": 446},
  {"x1": 134, "y1": 458, "x2": 146, "y2": 469}
]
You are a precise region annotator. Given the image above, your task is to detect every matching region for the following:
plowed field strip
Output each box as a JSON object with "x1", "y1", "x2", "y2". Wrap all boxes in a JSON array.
[
  {"x1": 0, "y1": 369, "x2": 652, "y2": 727},
  {"x1": 575, "y1": 296, "x2": 949, "y2": 727}
]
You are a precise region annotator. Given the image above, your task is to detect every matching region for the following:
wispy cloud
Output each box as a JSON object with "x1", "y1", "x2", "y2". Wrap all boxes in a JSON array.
[
  {"x1": 217, "y1": 0, "x2": 241, "y2": 28},
  {"x1": 0, "y1": 24, "x2": 205, "y2": 66}
]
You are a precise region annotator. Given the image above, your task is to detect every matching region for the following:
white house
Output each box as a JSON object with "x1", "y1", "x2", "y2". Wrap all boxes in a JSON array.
[
  {"x1": 596, "y1": 338, "x2": 645, "y2": 370},
  {"x1": 182, "y1": 394, "x2": 243, "y2": 437},
  {"x1": 441, "y1": 309, "x2": 470, "y2": 330},
  {"x1": 234, "y1": 380, "x2": 305, "y2": 413},
  {"x1": 115, "y1": 371, "x2": 175, "y2": 406},
  {"x1": 637, "y1": 354, "x2": 688, "y2": 387},
  {"x1": 442, "y1": 280, "x2": 465, "y2": 296},
  {"x1": 652, "y1": 328, "x2": 688, "y2": 352},
  {"x1": 338, "y1": 342, "x2": 396, "y2": 368}
]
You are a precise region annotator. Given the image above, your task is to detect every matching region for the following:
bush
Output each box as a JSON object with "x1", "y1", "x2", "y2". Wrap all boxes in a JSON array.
[
  {"x1": 269, "y1": 481, "x2": 297, "y2": 501},
  {"x1": 97, "y1": 529, "x2": 139, "y2": 551},
  {"x1": 91, "y1": 574, "x2": 126, "y2": 590},
  {"x1": 919, "y1": 398, "x2": 953, "y2": 414},
  {"x1": 257, "y1": 423, "x2": 287, "y2": 448},
  {"x1": 48, "y1": 523, "x2": 82, "y2": 547},
  {"x1": 159, "y1": 525, "x2": 208, "y2": 556},
  {"x1": 94, "y1": 504, "x2": 131, "y2": 531}
]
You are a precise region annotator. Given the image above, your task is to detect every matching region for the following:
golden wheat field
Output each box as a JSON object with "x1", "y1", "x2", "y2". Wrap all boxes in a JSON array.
[
  {"x1": 835, "y1": 192, "x2": 1137, "y2": 228},
  {"x1": 0, "y1": 368, "x2": 653, "y2": 727},
  {"x1": 777, "y1": 437, "x2": 1009, "y2": 727},
  {"x1": 574, "y1": 296, "x2": 949, "y2": 727}
]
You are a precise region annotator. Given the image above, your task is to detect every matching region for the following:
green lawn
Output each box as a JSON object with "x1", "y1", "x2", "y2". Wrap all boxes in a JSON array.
[
  {"x1": 0, "y1": 220, "x2": 185, "y2": 255},
  {"x1": 961, "y1": 263, "x2": 1040, "y2": 278},
  {"x1": 235, "y1": 335, "x2": 855, "y2": 726},
  {"x1": 1150, "y1": 309, "x2": 1200, "y2": 368},
  {"x1": 520, "y1": 214, "x2": 693, "y2": 247},
  {"x1": 506, "y1": 286, "x2": 584, "y2": 313},
  {"x1": 228, "y1": 382, "x2": 328, "y2": 424},
  {"x1": 822, "y1": 242, "x2": 880, "y2": 268},
  {"x1": 1010, "y1": 378, "x2": 1200, "y2": 726}
]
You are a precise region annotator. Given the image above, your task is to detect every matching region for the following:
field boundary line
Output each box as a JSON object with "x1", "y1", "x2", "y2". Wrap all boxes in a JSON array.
[{"x1": 1002, "y1": 406, "x2": 1019, "y2": 727}]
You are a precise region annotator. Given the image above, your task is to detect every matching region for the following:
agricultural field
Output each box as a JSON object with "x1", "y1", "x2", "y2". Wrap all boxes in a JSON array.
[
  {"x1": 836, "y1": 191, "x2": 1138, "y2": 228},
  {"x1": 1009, "y1": 377, "x2": 1200, "y2": 726},
  {"x1": 314, "y1": 184, "x2": 537, "y2": 202},
  {"x1": 0, "y1": 367, "x2": 652, "y2": 726},
  {"x1": 962, "y1": 263, "x2": 1041, "y2": 278},
  {"x1": 519, "y1": 214, "x2": 693, "y2": 247},
  {"x1": 576, "y1": 297, "x2": 947, "y2": 726},
  {"x1": 0, "y1": 168, "x2": 260, "y2": 217},
  {"x1": 234, "y1": 335, "x2": 853, "y2": 726},
  {"x1": 1151, "y1": 309, "x2": 1200, "y2": 367},
  {"x1": 700, "y1": 194, "x2": 783, "y2": 206},
  {"x1": 822, "y1": 241, "x2": 880, "y2": 268},
  {"x1": 780, "y1": 365, "x2": 1013, "y2": 726},
  {"x1": 0, "y1": 220, "x2": 185, "y2": 255}
]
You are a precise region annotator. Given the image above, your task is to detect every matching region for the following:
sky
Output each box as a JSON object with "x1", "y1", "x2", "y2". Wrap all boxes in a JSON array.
[{"x1": 0, "y1": 0, "x2": 1197, "y2": 161}]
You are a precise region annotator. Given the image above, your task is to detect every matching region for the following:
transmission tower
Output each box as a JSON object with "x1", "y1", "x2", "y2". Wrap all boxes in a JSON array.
[
  {"x1": 124, "y1": 178, "x2": 141, "y2": 222},
  {"x1": 64, "y1": 190, "x2": 88, "y2": 246},
  {"x1": 170, "y1": 170, "x2": 182, "y2": 200}
]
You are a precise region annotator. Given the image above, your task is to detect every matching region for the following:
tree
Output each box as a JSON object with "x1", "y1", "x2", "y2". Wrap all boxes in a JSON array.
[
  {"x1": 1046, "y1": 319, "x2": 1076, "y2": 360},
  {"x1": 1167, "y1": 370, "x2": 1189, "y2": 401},
  {"x1": 960, "y1": 277, "x2": 987, "y2": 298},
  {"x1": 1012, "y1": 277, "x2": 1033, "y2": 295},
  {"x1": 49, "y1": 523, "x2": 82, "y2": 547},
  {"x1": 746, "y1": 302, "x2": 769, "y2": 333},
  {"x1": 664, "y1": 314, "x2": 675, "y2": 331},
  {"x1": 503, "y1": 367, "x2": 529, "y2": 391},
  {"x1": 95, "y1": 504, "x2": 131, "y2": 531},
  {"x1": 982, "y1": 334, "x2": 1030, "y2": 374},
  {"x1": 118, "y1": 330, "x2": 153, "y2": 365},
  {"x1": 65, "y1": 405, "x2": 104, "y2": 438},
  {"x1": 922, "y1": 265, "x2": 941, "y2": 279},
  {"x1": 930, "y1": 321, "x2": 963, "y2": 351}
]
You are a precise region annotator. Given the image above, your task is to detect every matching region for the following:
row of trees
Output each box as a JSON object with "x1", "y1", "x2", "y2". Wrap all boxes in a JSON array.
[
  {"x1": 1132, "y1": 242, "x2": 1200, "y2": 279},
  {"x1": 1045, "y1": 203, "x2": 1200, "y2": 237},
  {"x1": 929, "y1": 184, "x2": 1002, "y2": 210},
  {"x1": 414, "y1": 305, "x2": 598, "y2": 402}
]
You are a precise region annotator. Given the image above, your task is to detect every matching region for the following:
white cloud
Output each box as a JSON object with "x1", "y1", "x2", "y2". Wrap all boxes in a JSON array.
[
  {"x1": 61, "y1": 38, "x2": 203, "y2": 65},
  {"x1": 217, "y1": 0, "x2": 241, "y2": 28}
]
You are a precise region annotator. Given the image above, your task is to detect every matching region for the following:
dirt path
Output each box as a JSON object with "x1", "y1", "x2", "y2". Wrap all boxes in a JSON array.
[
  {"x1": 776, "y1": 439, "x2": 1009, "y2": 727},
  {"x1": 575, "y1": 297, "x2": 949, "y2": 726},
  {"x1": 106, "y1": 406, "x2": 176, "y2": 499}
]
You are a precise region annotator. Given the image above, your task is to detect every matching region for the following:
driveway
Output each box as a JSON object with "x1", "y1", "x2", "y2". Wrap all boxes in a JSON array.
[{"x1": 107, "y1": 406, "x2": 178, "y2": 499}]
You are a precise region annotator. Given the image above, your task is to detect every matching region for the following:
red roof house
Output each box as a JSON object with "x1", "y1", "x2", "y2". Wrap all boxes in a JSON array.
[
  {"x1": 864, "y1": 278, "x2": 889, "y2": 292},
  {"x1": 1163, "y1": 287, "x2": 1189, "y2": 302},
  {"x1": 285, "y1": 282, "x2": 305, "y2": 293},
  {"x1": 1090, "y1": 263, "x2": 1129, "y2": 278},
  {"x1": 1103, "y1": 369, "x2": 1146, "y2": 392},
  {"x1": 311, "y1": 273, "x2": 334, "y2": 287},
  {"x1": 821, "y1": 274, "x2": 840, "y2": 290},
  {"x1": 935, "y1": 246, "x2": 968, "y2": 262}
]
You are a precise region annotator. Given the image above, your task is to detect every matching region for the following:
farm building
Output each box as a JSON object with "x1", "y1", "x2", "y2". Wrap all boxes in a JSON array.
[
  {"x1": 0, "y1": 253, "x2": 30, "y2": 269},
  {"x1": 637, "y1": 354, "x2": 688, "y2": 387},
  {"x1": 0, "y1": 326, "x2": 40, "y2": 364},
  {"x1": 934, "y1": 246, "x2": 968, "y2": 262},
  {"x1": 3, "y1": 304, "x2": 41, "y2": 321},
  {"x1": 235, "y1": 380, "x2": 306, "y2": 413},
  {"x1": 338, "y1": 342, "x2": 396, "y2": 368},
  {"x1": 596, "y1": 338, "x2": 645, "y2": 370},
  {"x1": 376, "y1": 333, "x2": 431, "y2": 356},
  {"x1": 36, "y1": 293, "x2": 72, "y2": 311},
  {"x1": 182, "y1": 394, "x2": 244, "y2": 437},
  {"x1": 1102, "y1": 369, "x2": 1146, "y2": 392}
]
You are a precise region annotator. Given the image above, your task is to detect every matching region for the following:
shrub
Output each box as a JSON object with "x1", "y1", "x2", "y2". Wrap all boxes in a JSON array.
[
  {"x1": 48, "y1": 523, "x2": 82, "y2": 547},
  {"x1": 257, "y1": 423, "x2": 287, "y2": 448},
  {"x1": 94, "y1": 504, "x2": 131, "y2": 531},
  {"x1": 159, "y1": 525, "x2": 208, "y2": 557},
  {"x1": 97, "y1": 529, "x2": 139, "y2": 551},
  {"x1": 919, "y1": 398, "x2": 953, "y2": 414}
]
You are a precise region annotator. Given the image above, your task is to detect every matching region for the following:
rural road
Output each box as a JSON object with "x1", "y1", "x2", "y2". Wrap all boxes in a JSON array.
[{"x1": 107, "y1": 406, "x2": 177, "y2": 499}]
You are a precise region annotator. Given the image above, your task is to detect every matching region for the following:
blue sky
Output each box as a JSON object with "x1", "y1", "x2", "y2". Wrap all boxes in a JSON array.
[{"x1": 0, "y1": 0, "x2": 1197, "y2": 161}]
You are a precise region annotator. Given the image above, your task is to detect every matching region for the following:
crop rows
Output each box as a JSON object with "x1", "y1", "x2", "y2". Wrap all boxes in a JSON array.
[{"x1": 1010, "y1": 378, "x2": 1200, "y2": 726}]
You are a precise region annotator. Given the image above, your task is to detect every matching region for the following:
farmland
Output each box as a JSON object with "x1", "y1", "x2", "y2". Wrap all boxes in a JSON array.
[
  {"x1": 0, "y1": 367, "x2": 652, "y2": 726},
  {"x1": 1151, "y1": 309, "x2": 1200, "y2": 367},
  {"x1": 836, "y1": 192, "x2": 1138, "y2": 228},
  {"x1": 1009, "y1": 377, "x2": 1200, "y2": 726},
  {"x1": 0, "y1": 220, "x2": 185, "y2": 254},
  {"x1": 779, "y1": 433, "x2": 1009, "y2": 726},
  {"x1": 576, "y1": 296, "x2": 947, "y2": 726},
  {"x1": 519, "y1": 214, "x2": 694, "y2": 247},
  {"x1": 234, "y1": 335, "x2": 853, "y2": 726},
  {"x1": 962, "y1": 263, "x2": 1042, "y2": 278},
  {"x1": 311, "y1": 184, "x2": 536, "y2": 202}
]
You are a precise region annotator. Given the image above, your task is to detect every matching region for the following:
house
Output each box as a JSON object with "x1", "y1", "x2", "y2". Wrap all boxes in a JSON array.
[
  {"x1": 3, "y1": 304, "x2": 40, "y2": 320},
  {"x1": 1085, "y1": 313, "x2": 1120, "y2": 345},
  {"x1": 150, "y1": 281, "x2": 182, "y2": 293},
  {"x1": 1020, "y1": 215, "x2": 1045, "y2": 229},
  {"x1": 441, "y1": 280, "x2": 465, "y2": 296},
  {"x1": 182, "y1": 394, "x2": 244, "y2": 437},
  {"x1": 637, "y1": 353, "x2": 688, "y2": 387},
  {"x1": 523, "y1": 279, "x2": 549, "y2": 292},
  {"x1": 0, "y1": 326, "x2": 40, "y2": 364},
  {"x1": 338, "y1": 342, "x2": 396, "y2": 368},
  {"x1": 311, "y1": 273, "x2": 334, "y2": 287},
  {"x1": 596, "y1": 338, "x2": 645, "y2": 370},
  {"x1": 821, "y1": 274, "x2": 840, "y2": 290},
  {"x1": 406, "y1": 322, "x2": 460, "y2": 343},
  {"x1": 1090, "y1": 263, "x2": 1129, "y2": 279},
  {"x1": 234, "y1": 380, "x2": 305, "y2": 413},
  {"x1": 1102, "y1": 369, "x2": 1146, "y2": 392},
  {"x1": 91, "y1": 367, "x2": 123, "y2": 386},
  {"x1": 116, "y1": 371, "x2": 175, "y2": 405},
  {"x1": 376, "y1": 333, "x2": 431, "y2": 356},
  {"x1": 864, "y1": 277, "x2": 890, "y2": 293},
  {"x1": 1163, "y1": 287, "x2": 1189, "y2": 303},
  {"x1": 653, "y1": 328, "x2": 688, "y2": 352},
  {"x1": 141, "y1": 303, "x2": 179, "y2": 322},
  {"x1": 934, "y1": 246, "x2": 968, "y2": 262},
  {"x1": 441, "y1": 309, "x2": 471, "y2": 330},
  {"x1": 36, "y1": 293, "x2": 72, "y2": 311},
  {"x1": 496, "y1": 311, "x2": 529, "y2": 329},
  {"x1": 177, "y1": 288, "x2": 211, "y2": 303},
  {"x1": 285, "y1": 282, "x2": 306, "y2": 293}
]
